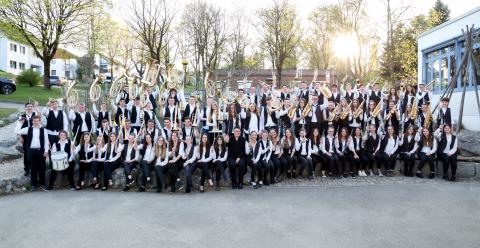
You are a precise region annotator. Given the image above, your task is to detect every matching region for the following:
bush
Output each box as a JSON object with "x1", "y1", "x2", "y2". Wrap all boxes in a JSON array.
[{"x1": 16, "y1": 69, "x2": 42, "y2": 87}]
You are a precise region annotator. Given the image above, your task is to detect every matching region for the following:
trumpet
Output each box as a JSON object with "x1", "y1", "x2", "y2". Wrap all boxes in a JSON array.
[{"x1": 172, "y1": 104, "x2": 180, "y2": 131}]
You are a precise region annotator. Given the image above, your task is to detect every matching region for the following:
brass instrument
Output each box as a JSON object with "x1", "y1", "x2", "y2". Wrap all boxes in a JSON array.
[
  {"x1": 320, "y1": 82, "x2": 332, "y2": 98},
  {"x1": 409, "y1": 97, "x2": 418, "y2": 120},
  {"x1": 353, "y1": 100, "x2": 365, "y2": 119},
  {"x1": 382, "y1": 81, "x2": 389, "y2": 95},
  {"x1": 142, "y1": 60, "x2": 162, "y2": 87},
  {"x1": 302, "y1": 101, "x2": 312, "y2": 117},
  {"x1": 385, "y1": 109, "x2": 395, "y2": 121},
  {"x1": 270, "y1": 97, "x2": 282, "y2": 112},
  {"x1": 109, "y1": 74, "x2": 125, "y2": 99},
  {"x1": 204, "y1": 71, "x2": 215, "y2": 98},
  {"x1": 172, "y1": 103, "x2": 180, "y2": 131},
  {"x1": 371, "y1": 101, "x2": 382, "y2": 118},
  {"x1": 339, "y1": 102, "x2": 352, "y2": 120},
  {"x1": 192, "y1": 100, "x2": 200, "y2": 127},
  {"x1": 287, "y1": 106, "x2": 297, "y2": 119},
  {"x1": 424, "y1": 104, "x2": 433, "y2": 129},
  {"x1": 89, "y1": 76, "x2": 103, "y2": 102},
  {"x1": 65, "y1": 80, "x2": 78, "y2": 108},
  {"x1": 327, "y1": 104, "x2": 341, "y2": 122}
]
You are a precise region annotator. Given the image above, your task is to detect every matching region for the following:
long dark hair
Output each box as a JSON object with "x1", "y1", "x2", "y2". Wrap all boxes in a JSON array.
[
  {"x1": 214, "y1": 136, "x2": 225, "y2": 155},
  {"x1": 199, "y1": 134, "x2": 211, "y2": 158},
  {"x1": 309, "y1": 128, "x2": 321, "y2": 145}
]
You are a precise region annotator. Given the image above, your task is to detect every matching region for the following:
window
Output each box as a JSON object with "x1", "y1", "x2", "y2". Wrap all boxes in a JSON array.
[
  {"x1": 20, "y1": 46, "x2": 26, "y2": 54},
  {"x1": 9, "y1": 60, "x2": 17, "y2": 69},
  {"x1": 19, "y1": 63, "x2": 25, "y2": 70},
  {"x1": 10, "y1": 43, "x2": 17, "y2": 52},
  {"x1": 51, "y1": 70, "x2": 57, "y2": 76}
]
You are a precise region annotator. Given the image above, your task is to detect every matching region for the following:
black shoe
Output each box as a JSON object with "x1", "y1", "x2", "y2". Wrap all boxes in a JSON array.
[
  {"x1": 45, "y1": 186, "x2": 53, "y2": 191},
  {"x1": 200, "y1": 187, "x2": 205, "y2": 193},
  {"x1": 238, "y1": 184, "x2": 243, "y2": 189},
  {"x1": 428, "y1": 173, "x2": 435, "y2": 179},
  {"x1": 24, "y1": 171, "x2": 29, "y2": 176},
  {"x1": 416, "y1": 172, "x2": 424, "y2": 178},
  {"x1": 175, "y1": 180, "x2": 183, "y2": 190},
  {"x1": 292, "y1": 171, "x2": 297, "y2": 178},
  {"x1": 442, "y1": 174, "x2": 449, "y2": 180},
  {"x1": 287, "y1": 171, "x2": 292, "y2": 179},
  {"x1": 30, "y1": 186, "x2": 37, "y2": 192},
  {"x1": 351, "y1": 173, "x2": 356, "y2": 178},
  {"x1": 450, "y1": 176, "x2": 456, "y2": 181},
  {"x1": 215, "y1": 185, "x2": 220, "y2": 191},
  {"x1": 232, "y1": 184, "x2": 237, "y2": 189},
  {"x1": 138, "y1": 187, "x2": 145, "y2": 192},
  {"x1": 342, "y1": 174, "x2": 348, "y2": 178},
  {"x1": 156, "y1": 188, "x2": 162, "y2": 193},
  {"x1": 123, "y1": 186, "x2": 130, "y2": 192},
  {"x1": 308, "y1": 176, "x2": 314, "y2": 180}
]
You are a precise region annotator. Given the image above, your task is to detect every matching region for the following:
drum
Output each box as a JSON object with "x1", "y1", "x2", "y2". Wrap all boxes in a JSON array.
[{"x1": 51, "y1": 151, "x2": 69, "y2": 171}]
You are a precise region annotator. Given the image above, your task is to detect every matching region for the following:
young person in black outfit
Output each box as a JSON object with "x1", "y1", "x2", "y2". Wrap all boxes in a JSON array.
[
  {"x1": 416, "y1": 127, "x2": 437, "y2": 179},
  {"x1": 122, "y1": 134, "x2": 140, "y2": 192},
  {"x1": 434, "y1": 124, "x2": 458, "y2": 181},
  {"x1": 15, "y1": 115, "x2": 49, "y2": 191},
  {"x1": 281, "y1": 129, "x2": 298, "y2": 179},
  {"x1": 76, "y1": 133, "x2": 96, "y2": 190},
  {"x1": 101, "y1": 132, "x2": 124, "y2": 190},
  {"x1": 348, "y1": 127, "x2": 367, "y2": 177},
  {"x1": 47, "y1": 130, "x2": 76, "y2": 191},
  {"x1": 212, "y1": 135, "x2": 228, "y2": 190},
  {"x1": 19, "y1": 102, "x2": 39, "y2": 176},
  {"x1": 398, "y1": 125, "x2": 418, "y2": 177},
  {"x1": 321, "y1": 126, "x2": 340, "y2": 179},
  {"x1": 225, "y1": 127, "x2": 247, "y2": 189},
  {"x1": 376, "y1": 126, "x2": 399, "y2": 177},
  {"x1": 363, "y1": 124, "x2": 382, "y2": 176}
]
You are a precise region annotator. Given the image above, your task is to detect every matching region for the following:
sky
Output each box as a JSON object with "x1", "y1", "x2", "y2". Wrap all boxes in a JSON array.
[{"x1": 103, "y1": 0, "x2": 480, "y2": 61}]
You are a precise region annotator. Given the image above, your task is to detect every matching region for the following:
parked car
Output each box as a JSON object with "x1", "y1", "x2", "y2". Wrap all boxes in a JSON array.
[
  {"x1": 0, "y1": 77, "x2": 16, "y2": 95},
  {"x1": 49, "y1": 76, "x2": 61, "y2": 86}
]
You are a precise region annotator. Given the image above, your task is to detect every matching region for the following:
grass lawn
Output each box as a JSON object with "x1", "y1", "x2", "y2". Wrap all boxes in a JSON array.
[
  {"x1": 0, "y1": 84, "x2": 62, "y2": 104},
  {"x1": 0, "y1": 108, "x2": 17, "y2": 118},
  {"x1": 0, "y1": 70, "x2": 15, "y2": 79}
]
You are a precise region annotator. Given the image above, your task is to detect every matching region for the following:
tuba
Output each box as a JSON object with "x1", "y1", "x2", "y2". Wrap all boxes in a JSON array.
[
  {"x1": 165, "y1": 63, "x2": 176, "y2": 90},
  {"x1": 89, "y1": 75, "x2": 103, "y2": 102},
  {"x1": 142, "y1": 60, "x2": 162, "y2": 87},
  {"x1": 204, "y1": 71, "x2": 215, "y2": 98},
  {"x1": 64, "y1": 80, "x2": 78, "y2": 108},
  {"x1": 109, "y1": 74, "x2": 125, "y2": 99}
]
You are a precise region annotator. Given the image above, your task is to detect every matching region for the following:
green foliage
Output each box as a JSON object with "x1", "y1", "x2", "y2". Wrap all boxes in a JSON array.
[
  {"x1": 0, "y1": 70, "x2": 15, "y2": 79},
  {"x1": 16, "y1": 69, "x2": 42, "y2": 87},
  {"x1": 429, "y1": 0, "x2": 451, "y2": 27}
]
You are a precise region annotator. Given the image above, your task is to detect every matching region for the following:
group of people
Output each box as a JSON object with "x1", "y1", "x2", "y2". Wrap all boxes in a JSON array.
[{"x1": 15, "y1": 79, "x2": 459, "y2": 193}]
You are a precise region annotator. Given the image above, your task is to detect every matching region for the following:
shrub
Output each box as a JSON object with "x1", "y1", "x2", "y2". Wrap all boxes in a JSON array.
[{"x1": 16, "y1": 69, "x2": 42, "y2": 87}]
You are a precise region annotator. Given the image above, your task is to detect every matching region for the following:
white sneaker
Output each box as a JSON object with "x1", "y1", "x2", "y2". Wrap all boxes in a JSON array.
[
  {"x1": 361, "y1": 170, "x2": 367, "y2": 177},
  {"x1": 378, "y1": 170, "x2": 383, "y2": 177},
  {"x1": 321, "y1": 171, "x2": 326, "y2": 178},
  {"x1": 369, "y1": 170, "x2": 374, "y2": 176}
]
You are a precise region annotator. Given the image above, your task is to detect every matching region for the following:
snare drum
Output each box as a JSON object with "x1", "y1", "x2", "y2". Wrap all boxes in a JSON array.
[{"x1": 51, "y1": 151, "x2": 69, "y2": 171}]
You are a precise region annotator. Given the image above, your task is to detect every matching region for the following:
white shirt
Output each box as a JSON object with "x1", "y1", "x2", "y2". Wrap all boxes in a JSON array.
[
  {"x1": 69, "y1": 110, "x2": 91, "y2": 132},
  {"x1": 196, "y1": 146, "x2": 213, "y2": 162},
  {"x1": 295, "y1": 138, "x2": 311, "y2": 156},
  {"x1": 52, "y1": 140, "x2": 75, "y2": 161},
  {"x1": 420, "y1": 138, "x2": 437, "y2": 154},
  {"x1": 321, "y1": 136, "x2": 335, "y2": 154},
  {"x1": 384, "y1": 137, "x2": 398, "y2": 155},
  {"x1": 248, "y1": 114, "x2": 259, "y2": 133},
  {"x1": 42, "y1": 108, "x2": 69, "y2": 135},
  {"x1": 15, "y1": 123, "x2": 49, "y2": 151},
  {"x1": 139, "y1": 144, "x2": 154, "y2": 163},
  {"x1": 310, "y1": 105, "x2": 318, "y2": 122}
]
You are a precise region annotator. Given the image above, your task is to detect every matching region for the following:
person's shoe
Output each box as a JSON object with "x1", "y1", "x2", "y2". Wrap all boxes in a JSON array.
[
  {"x1": 258, "y1": 181, "x2": 263, "y2": 187},
  {"x1": 108, "y1": 180, "x2": 113, "y2": 186},
  {"x1": 238, "y1": 184, "x2": 243, "y2": 189},
  {"x1": 101, "y1": 186, "x2": 108, "y2": 191},
  {"x1": 94, "y1": 184, "x2": 100, "y2": 190},
  {"x1": 342, "y1": 173, "x2": 348, "y2": 178},
  {"x1": 321, "y1": 171, "x2": 326, "y2": 178},
  {"x1": 351, "y1": 173, "x2": 356, "y2": 178},
  {"x1": 40, "y1": 185, "x2": 47, "y2": 191},
  {"x1": 416, "y1": 172, "x2": 424, "y2": 178},
  {"x1": 428, "y1": 173, "x2": 435, "y2": 179},
  {"x1": 252, "y1": 182, "x2": 257, "y2": 189},
  {"x1": 450, "y1": 176, "x2": 456, "y2": 181},
  {"x1": 200, "y1": 186, "x2": 205, "y2": 193},
  {"x1": 292, "y1": 171, "x2": 297, "y2": 178},
  {"x1": 362, "y1": 170, "x2": 367, "y2": 177},
  {"x1": 128, "y1": 180, "x2": 135, "y2": 186},
  {"x1": 442, "y1": 174, "x2": 449, "y2": 180},
  {"x1": 185, "y1": 188, "x2": 191, "y2": 193},
  {"x1": 369, "y1": 169, "x2": 374, "y2": 176},
  {"x1": 308, "y1": 176, "x2": 314, "y2": 180},
  {"x1": 69, "y1": 187, "x2": 76, "y2": 191},
  {"x1": 30, "y1": 186, "x2": 37, "y2": 192},
  {"x1": 123, "y1": 186, "x2": 130, "y2": 192},
  {"x1": 336, "y1": 175, "x2": 342, "y2": 179},
  {"x1": 23, "y1": 171, "x2": 29, "y2": 176},
  {"x1": 286, "y1": 171, "x2": 291, "y2": 179},
  {"x1": 176, "y1": 180, "x2": 183, "y2": 190},
  {"x1": 208, "y1": 179, "x2": 213, "y2": 187},
  {"x1": 378, "y1": 170, "x2": 383, "y2": 177},
  {"x1": 45, "y1": 186, "x2": 53, "y2": 191},
  {"x1": 138, "y1": 187, "x2": 145, "y2": 192}
]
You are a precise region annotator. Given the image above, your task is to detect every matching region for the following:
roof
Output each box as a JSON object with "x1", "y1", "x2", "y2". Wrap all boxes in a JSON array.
[{"x1": 418, "y1": 5, "x2": 480, "y2": 38}]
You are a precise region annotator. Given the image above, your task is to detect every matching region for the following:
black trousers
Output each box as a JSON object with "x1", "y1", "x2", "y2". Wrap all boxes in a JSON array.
[
  {"x1": 21, "y1": 138, "x2": 29, "y2": 173},
  {"x1": 347, "y1": 151, "x2": 366, "y2": 171},
  {"x1": 124, "y1": 161, "x2": 138, "y2": 185},
  {"x1": 48, "y1": 161, "x2": 75, "y2": 189},
  {"x1": 228, "y1": 157, "x2": 246, "y2": 187},
  {"x1": 297, "y1": 155, "x2": 313, "y2": 177},
  {"x1": 246, "y1": 157, "x2": 256, "y2": 182},
  {"x1": 184, "y1": 163, "x2": 196, "y2": 191},
  {"x1": 213, "y1": 160, "x2": 226, "y2": 186},
  {"x1": 400, "y1": 152, "x2": 416, "y2": 176},
  {"x1": 263, "y1": 159, "x2": 275, "y2": 184},
  {"x1": 278, "y1": 155, "x2": 288, "y2": 176},
  {"x1": 379, "y1": 152, "x2": 397, "y2": 171},
  {"x1": 28, "y1": 149, "x2": 46, "y2": 187},
  {"x1": 365, "y1": 151, "x2": 382, "y2": 171},
  {"x1": 311, "y1": 154, "x2": 322, "y2": 172},
  {"x1": 337, "y1": 153, "x2": 348, "y2": 175},
  {"x1": 87, "y1": 161, "x2": 102, "y2": 183},
  {"x1": 270, "y1": 155, "x2": 282, "y2": 179},
  {"x1": 285, "y1": 155, "x2": 298, "y2": 173},
  {"x1": 418, "y1": 152, "x2": 435, "y2": 173},
  {"x1": 322, "y1": 154, "x2": 339, "y2": 176},
  {"x1": 439, "y1": 153, "x2": 457, "y2": 177},
  {"x1": 139, "y1": 160, "x2": 152, "y2": 187},
  {"x1": 197, "y1": 161, "x2": 211, "y2": 186},
  {"x1": 103, "y1": 160, "x2": 120, "y2": 187},
  {"x1": 154, "y1": 165, "x2": 168, "y2": 191}
]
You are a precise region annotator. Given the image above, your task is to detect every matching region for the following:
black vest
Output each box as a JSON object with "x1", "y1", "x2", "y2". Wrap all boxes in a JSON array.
[
  {"x1": 97, "y1": 111, "x2": 109, "y2": 128},
  {"x1": 115, "y1": 107, "x2": 129, "y2": 125},
  {"x1": 72, "y1": 112, "x2": 93, "y2": 134},
  {"x1": 106, "y1": 143, "x2": 118, "y2": 160},
  {"x1": 164, "y1": 106, "x2": 177, "y2": 120},
  {"x1": 365, "y1": 135, "x2": 380, "y2": 153},
  {"x1": 379, "y1": 135, "x2": 397, "y2": 152},
  {"x1": 401, "y1": 135, "x2": 416, "y2": 153},
  {"x1": 183, "y1": 104, "x2": 196, "y2": 122},
  {"x1": 199, "y1": 145, "x2": 210, "y2": 159},
  {"x1": 297, "y1": 138, "x2": 310, "y2": 155},
  {"x1": 352, "y1": 137, "x2": 362, "y2": 151},
  {"x1": 78, "y1": 144, "x2": 94, "y2": 160},
  {"x1": 214, "y1": 146, "x2": 227, "y2": 159},
  {"x1": 123, "y1": 144, "x2": 138, "y2": 160},
  {"x1": 324, "y1": 137, "x2": 334, "y2": 153},
  {"x1": 26, "y1": 127, "x2": 46, "y2": 152},
  {"x1": 55, "y1": 140, "x2": 71, "y2": 158},
  {"x1": 149, "y1": 94, "x2": 157, "y2": 110},
  {"x1": 130, "y1": 106, "x2": 138, "y2": 124},
  {"x1": 21, "y1": 112, "x2": 35, "y2": 128},
  {"x1": 184, "y1": 143, "x2": 196, "y2": 160},
  {"x1": 437, "y1": 108, "x2": 452, "y2": 126},
  {"x1": 438, "y1": 134, "x2": 457, "y2": 155},
  {"x1": 262, "y1": 106, "x2": 278, "y2": 126},
  {"x1": 46, "y1": 110, "x2": 63, "y2": 132},
  {"x1": 370, "y1": 91, "x2": 381, "y2": 104}
]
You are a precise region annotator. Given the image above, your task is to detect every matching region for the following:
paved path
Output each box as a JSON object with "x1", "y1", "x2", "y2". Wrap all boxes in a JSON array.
[
  {"x1": 0, "y1": 101, "x2": 25, "y2": 110},
  {"x1": 0, "y1": 183, "x2": 479, "y2": 248}
]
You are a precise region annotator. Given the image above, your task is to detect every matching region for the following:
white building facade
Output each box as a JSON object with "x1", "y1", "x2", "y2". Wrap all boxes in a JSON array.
[{"x1": 417, "y1": 6, "x2": 480, "y2": 131}]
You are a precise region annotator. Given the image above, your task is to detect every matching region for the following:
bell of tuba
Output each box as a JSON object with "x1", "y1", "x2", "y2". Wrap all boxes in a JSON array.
[
  {"x1": 89, "y1": 75, "x2": 103, "y2": 102},
  {"x1": 109, "y1": 73, "x2": 126, "y2": 99},
  {"x1": 165, "y1": 63, "x2": 177, "y2": 90},
  {"x1": 141, "y1": 59, "x2": 161, "y2": 87},
  {"x1": 204, "y1": 71, "x2": 215, "y2": 98}
]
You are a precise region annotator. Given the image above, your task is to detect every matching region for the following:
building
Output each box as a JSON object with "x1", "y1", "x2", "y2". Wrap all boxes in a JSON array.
[
  {"x1": 0, "y1": 30, "x2": 78, "y2": 80},
  {"x1": 417, "y1": 6, "x2": 480, "y2": 131}
]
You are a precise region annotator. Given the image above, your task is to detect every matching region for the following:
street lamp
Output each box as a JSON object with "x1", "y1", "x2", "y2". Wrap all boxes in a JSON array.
[{"x1": 181, "y1": 59, "x2": 188, "y2": 91}]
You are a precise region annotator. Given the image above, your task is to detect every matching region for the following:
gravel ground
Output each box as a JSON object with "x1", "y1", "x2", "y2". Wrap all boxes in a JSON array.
[{"x1": 0, "y1": 158, "x2": 24, "y2": 180}]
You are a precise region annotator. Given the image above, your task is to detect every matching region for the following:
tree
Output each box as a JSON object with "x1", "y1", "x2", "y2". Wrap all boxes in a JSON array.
[
  {"x1": 257, "y1": 0, "x2": 302, "y2": 83},
  {"x1": 102, "y1": 21, "x2": 124, "y2": 81},
  {"x1": 429, "y1": 0, "x2": 450, "y2": 27},
  {"x1": 126, "y1": 0, "x2": 175, "y2": 66},
  {"x1": 181, "y1": 1, "x2": 229, "y2": 80},
  {"x1": 304, "y1": 5, "x2": 339, "y2": 70},
  {"x1": 0, "y1": 0, "x2": 91, "y2": 88},
  {"x1": 380, "y1": 0, "x2": 411, "y2": 82},
  {"x1": 224, "y1": 6, "x2": 249, "y2": 83}
]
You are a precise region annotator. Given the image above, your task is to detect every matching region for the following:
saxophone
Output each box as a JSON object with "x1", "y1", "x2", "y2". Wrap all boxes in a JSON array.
[
  {"x1": 327, "y1": 104, "x2": 341, "y2": 122},
  {"x1": 371, "y1": 101, "x2": 382, "y2": 118},
  {"x1": 353, "y1": 100, "x2": 365, "y2": 119},
  {"x1": 339, "y1": 102, "x2": 352, "y2": 120}
]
